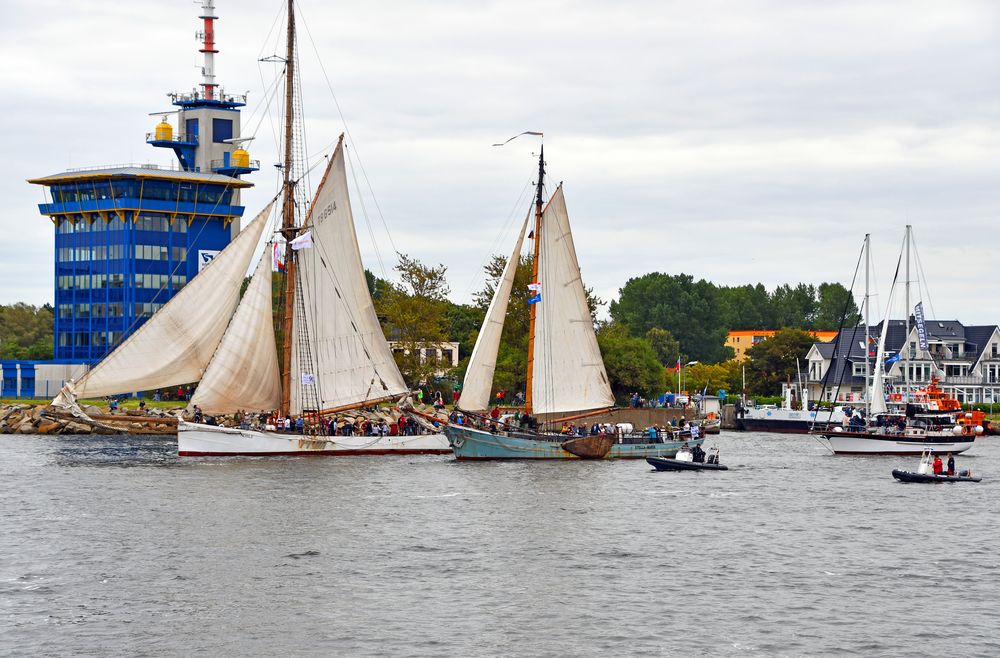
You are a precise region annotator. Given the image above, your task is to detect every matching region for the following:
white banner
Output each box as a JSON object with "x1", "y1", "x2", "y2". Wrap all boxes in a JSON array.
[
  {"x1": 198, "y1": 249, "x2": 220, "y2": 272},
  {"x1": 290, "y1": 231, "x2": 313, "y2": 250}
]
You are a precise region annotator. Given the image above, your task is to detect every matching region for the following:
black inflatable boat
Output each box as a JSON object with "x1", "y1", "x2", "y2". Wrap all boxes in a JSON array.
[
  {"x1": 647, "y1": 456, "x2": 729, "y2": 472},
  {"x1": 892, "y1": 469, "x2": 981, "y2": 483}
]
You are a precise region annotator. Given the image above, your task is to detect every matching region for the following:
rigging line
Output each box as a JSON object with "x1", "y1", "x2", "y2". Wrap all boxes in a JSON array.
[
  {"x1": 462, "y1": 178, "x2": 534, "y2": 300},
  {"x1": 296, "y1": 3, "x2": 399, "y2": 256},
  {"x1": 344, "y1": 143, "x2": 389, "y2": 280},
  {"x1": 812, "y1": 238, "x2": 865, "y2": 426},
  {"x1": 307, "y1": 230, "x2": 397, "y2": 394},
  {"x1": 910, "y1": 232, "x2": 938, "y2": 321}
]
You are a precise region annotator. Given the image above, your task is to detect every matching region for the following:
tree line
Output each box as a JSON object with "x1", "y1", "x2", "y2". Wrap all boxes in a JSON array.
[{"x1": 1, "y1": 263, "x2": 848, "y2": 400}]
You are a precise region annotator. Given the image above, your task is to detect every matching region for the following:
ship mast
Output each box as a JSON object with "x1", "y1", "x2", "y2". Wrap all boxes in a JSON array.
[
  {"x1": 278, "y1": 0, "x2": 297, "y2": 416},
  {"x1": 864, "y1": 233, "x2": 871, "y2": 418},
  {"x1": 524, "y1": 145, "x2": 544, "y2": 416}
]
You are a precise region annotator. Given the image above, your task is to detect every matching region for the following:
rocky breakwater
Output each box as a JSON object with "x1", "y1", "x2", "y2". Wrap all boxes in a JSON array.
[{"x1": 0, "y1": 403, "x2": 180, "y2": 436}]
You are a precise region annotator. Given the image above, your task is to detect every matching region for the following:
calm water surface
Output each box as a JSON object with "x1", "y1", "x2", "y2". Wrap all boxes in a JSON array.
[{"x1": 2, "y1": 432, "x2": 999, "y2": 657}]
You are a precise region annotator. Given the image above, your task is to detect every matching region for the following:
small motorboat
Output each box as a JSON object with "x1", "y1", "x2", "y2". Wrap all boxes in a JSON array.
[
  {"x1": 647, "y1": 446, "x2": 728, "y2": 472},
  {"x1": 892, "y1": 469, "x2": 980, "y2": 483},
  {"x1": 892, "y1": 448, "x2": 981, "y2": 483}
]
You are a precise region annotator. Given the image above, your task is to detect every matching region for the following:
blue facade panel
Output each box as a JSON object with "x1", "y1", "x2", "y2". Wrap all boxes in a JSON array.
[
  {"x1": 46, "y1": 176, "x2": 246, "y2": 363},
  {"x1": 2, "y1": 363, "x2": 17, "y2": 397},
  {"x1": 19, "y1": 364, "x2": 35, "y2": 397}
]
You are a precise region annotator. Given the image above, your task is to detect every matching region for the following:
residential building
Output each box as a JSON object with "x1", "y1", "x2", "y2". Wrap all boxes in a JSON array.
[
  {"x1": 805, "y1": 319, "x2": 1000, "y2": 404},
  {"x1": 727, "y1": 329, "x2": 838, "y2": 361}
]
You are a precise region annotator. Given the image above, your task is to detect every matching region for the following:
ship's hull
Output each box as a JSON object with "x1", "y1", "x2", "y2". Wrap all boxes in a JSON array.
[
  {"x1": 820, "y1": 431, "x2": 975, "y2": 456},
  {"x1": 177, "y1": 421, "x2": 450, "y2": 456},
  {"x1": 444, "y1": 425, "x2": 705, "y2": 460},
  {"x1": 735, "y1": 418, "x2": 820, "y2": 434}
]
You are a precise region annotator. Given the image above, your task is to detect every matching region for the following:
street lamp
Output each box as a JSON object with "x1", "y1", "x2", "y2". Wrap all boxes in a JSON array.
[{"x1": 681, "y1": 361, "x2": 699, "y2": 397}]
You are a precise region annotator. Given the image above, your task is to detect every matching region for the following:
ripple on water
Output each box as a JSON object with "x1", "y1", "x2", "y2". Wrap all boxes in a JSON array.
[{"x1": 1, "y1": 432, "x2": 1000, "y2": 656}]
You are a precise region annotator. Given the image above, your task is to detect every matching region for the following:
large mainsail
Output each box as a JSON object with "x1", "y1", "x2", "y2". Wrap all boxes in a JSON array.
[
  {"x1": 61, "y1": 202, "x2": 273, "y2": 400},
  {"x1": 188, "y1": 253, "x2": 282, "y2": 413},
  {"x1": 531, "y1": 185, "x2": 614, "y2": 414},
  {"x1": 289, "y1": 139, "x2": 408, "y2": 414},
  {"x1": 458, "y1": 212, "x2": 531, "y2": 411},
  {"x1": 869, "y1": 255, "x2": 904, "y2": 415}
]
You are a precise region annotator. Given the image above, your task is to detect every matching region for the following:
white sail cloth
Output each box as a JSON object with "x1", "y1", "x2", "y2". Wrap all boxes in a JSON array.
[
  {"x1": 531, "y1": 186, "x2": 614, "y2": 414},
  {"x1": 189, "y1": 253, "x2": 282, "y2": 414},
  {"x1": 59, "y1": 202, "x2": 273, "y2": 400},
  {"x1": 870, "y1": 254, "x2": 903, "y2": 415},
  {"x1": 458, "y1": 212, "x2": 531, "y2": 411},
  {"x1": 290, "y1": 138, "x2": 408, "y2": 414}
]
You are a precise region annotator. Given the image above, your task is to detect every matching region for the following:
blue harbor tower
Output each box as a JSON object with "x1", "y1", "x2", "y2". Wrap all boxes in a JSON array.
[{"x1": 23, "y1": 1, "x2": 258, "y2": 391}]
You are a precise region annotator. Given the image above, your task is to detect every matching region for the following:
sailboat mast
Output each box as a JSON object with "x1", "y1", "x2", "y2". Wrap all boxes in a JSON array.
[
  {"x1": 864, "y1": 233, "x2": 870, "y2": 418},
  {"x1": 524, "y1": 145, "x2": 544, "y2": 416},
  {"x1": 904, "y1": 224, "x2": 911, "y2": 401},
  {"x1": 279, "y1": 0, "x2": 298, "y2": 416}
]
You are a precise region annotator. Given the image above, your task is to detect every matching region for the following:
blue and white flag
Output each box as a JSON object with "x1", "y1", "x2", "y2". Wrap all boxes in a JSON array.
[
  {"x1": 886, "y1": 353, "x2": 900, "y2": 365},
  {"x1": 527, "y1": 293, "x2": 541, "y2": 305},
  {"x1": 913, "y1": 302, "x2": 929, "y2": 350}
]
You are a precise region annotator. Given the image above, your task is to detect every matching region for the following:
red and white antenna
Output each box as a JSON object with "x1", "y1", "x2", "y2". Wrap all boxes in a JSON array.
[{"x1": 196, "y1": 0, "x2": 219, "y2": 100}]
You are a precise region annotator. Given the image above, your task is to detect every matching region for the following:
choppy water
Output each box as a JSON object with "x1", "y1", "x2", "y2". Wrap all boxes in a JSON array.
[{"x1": 2, "y1": 431, "x2": 999, "y2": 657}]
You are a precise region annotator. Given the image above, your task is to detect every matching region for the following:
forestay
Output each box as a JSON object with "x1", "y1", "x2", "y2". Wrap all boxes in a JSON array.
[
  {"x1": 289, "y1": 138, "x2": 408, "y2": 414},
  {"x1": 62, "y1": 202, "x2": 273, "y2": 400},
  {"x1": 189, "y1": 253, "x2": 282, "y2": 413},
  {"x1": 458, "y1": 212, "x2": 531, "y2": 411},
  {"x1": 531, "y1": 185, "x2": 614, "y2": 414}
]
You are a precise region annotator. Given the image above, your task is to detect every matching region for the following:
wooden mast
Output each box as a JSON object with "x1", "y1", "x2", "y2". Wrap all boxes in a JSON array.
[
  {"x1": 278, "y1": 0, "x2": 297, "y2": 416},
  {"x1": 524, "y1": 145, "x2": 544, "y2": 416}
]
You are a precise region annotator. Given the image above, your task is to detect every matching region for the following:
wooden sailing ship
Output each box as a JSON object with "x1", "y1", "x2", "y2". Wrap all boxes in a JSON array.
[{"x1": 54, "y1": 0, "x2": 449, "y2": 456}]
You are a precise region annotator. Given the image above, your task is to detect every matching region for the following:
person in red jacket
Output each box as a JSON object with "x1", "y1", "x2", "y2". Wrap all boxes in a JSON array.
[{"x1": 932, "y1": 454, "x2": 944, "y2": 475}]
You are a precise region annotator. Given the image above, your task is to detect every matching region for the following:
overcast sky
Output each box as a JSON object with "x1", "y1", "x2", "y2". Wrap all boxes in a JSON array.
[{"x1": 2, "y1": 0, "x2": 998, "y2": 324}]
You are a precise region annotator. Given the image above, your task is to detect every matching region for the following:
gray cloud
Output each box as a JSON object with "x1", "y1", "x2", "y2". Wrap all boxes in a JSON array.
[{"x1": 2, "y1": 0, "x2": 998, "y2": 325}]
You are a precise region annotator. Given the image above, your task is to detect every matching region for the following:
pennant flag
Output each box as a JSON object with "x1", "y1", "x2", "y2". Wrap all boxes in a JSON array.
[
  {"x1": 290, "y1": 230, "x2": 313, "y2": 250},
  {"x1": 914, "y1": 302, "x2": 929, "y2": 350},
  {"x1": 527, "y1": 293, "x2": 541, "y2": 305},
  {"x1": 527, "y1": 282, "x2": 542, "y2": 292},
  {"x1": 272, "y1": 243, "x2": 285, "y2": 272}
]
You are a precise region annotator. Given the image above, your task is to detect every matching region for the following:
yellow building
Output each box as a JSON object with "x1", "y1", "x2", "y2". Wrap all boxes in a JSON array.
[{"x1": 726, "y1": 329, "x2": 838, "y2": 360}]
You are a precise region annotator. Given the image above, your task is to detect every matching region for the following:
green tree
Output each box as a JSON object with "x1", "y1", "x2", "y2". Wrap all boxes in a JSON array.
[
  {"x1": 770, "y1": 284, "x2": 817, "y2": 329},
  {"x1": 645, "y1": 327, "x2": 682, "y2": 367},
  {"x1": 609, "y1": 273, "x2": 732, "y2": 363},
  {"x1": 718, "y1": 283, "x2": 774, "y2": 329},
  {"x1": 0, "y1": 303, "x2": 54, "y2": 360},
  {"x1": 377, "y1": 254, "x2": 451, "y2": 386},
  {"x1": 596, "y1": 322, "x2": 663, "y2": 401},
  {"x1": 744, "y1": 328, "x2": 816, "y2": 395},
  {"x1": 814, "y1": 282, "x2": 860, "y2": 330}
]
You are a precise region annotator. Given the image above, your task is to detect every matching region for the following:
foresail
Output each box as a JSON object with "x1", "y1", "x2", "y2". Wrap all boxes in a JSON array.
[
  {"x1": 532, "y1": 185, "x2": 614, "y2": 414},
  {"x1": 290, "y1": 138, "x2": 408, "y2": 414},
  {"x1": 458, "y1": 212, "x2": 531, "y2": 411},
  {"x1": 189, "y1": 253, "x2": 281, "y2": 414},
  {"x1": 67, "y1": 202, "x2": 274, "y2": 399}
]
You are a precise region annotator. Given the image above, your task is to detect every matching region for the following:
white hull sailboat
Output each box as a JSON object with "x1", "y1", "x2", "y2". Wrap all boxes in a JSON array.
[
  {"x1": 178, "y1": 421, "x2": 447, "y2": 456},
  {"x1": 55, "y1": 2, "x2": 449, "y2": 457}
]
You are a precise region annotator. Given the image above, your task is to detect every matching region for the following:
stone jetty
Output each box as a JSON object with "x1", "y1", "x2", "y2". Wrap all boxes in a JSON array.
[{"x1": 0, "y1": 403, "x2": 180, "y2": 436}]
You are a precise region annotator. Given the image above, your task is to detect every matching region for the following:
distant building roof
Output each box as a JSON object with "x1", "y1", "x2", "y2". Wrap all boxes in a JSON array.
[{"x1": 28, "y1": 165, "x2": 252, "y2": 188}]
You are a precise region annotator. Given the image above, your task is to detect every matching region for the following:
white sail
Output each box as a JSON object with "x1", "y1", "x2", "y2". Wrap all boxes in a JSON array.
[
  {"x1": 458, "y1": 212, "x2": 531, "y2": 411},
  {"x1": 62, "y1": 202, "x2": 273, "y2": 400},
  {"x1": 189, "y1": 253, "x2": 281, "y2": 414},
  {"x1": 289, "y1": 138, "x2": 408, "y2": 414},
  {"x1": 531, "y1": 185, "x2": 615, "y2": 414},
  {"x1": 870, "y1": 256, "x2": 903, "y2": 415}
]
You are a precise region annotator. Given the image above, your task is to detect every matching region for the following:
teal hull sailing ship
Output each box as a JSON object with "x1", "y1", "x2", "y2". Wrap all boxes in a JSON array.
[{"x1": 445, "y1": 142, "x2": 702, "y2": 460}]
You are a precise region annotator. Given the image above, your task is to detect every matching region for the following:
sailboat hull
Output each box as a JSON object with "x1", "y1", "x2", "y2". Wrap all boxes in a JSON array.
[
  {"x1": 820, "y1": 431, "x2": 975, "y2": 456},
  {"x1": 444, "y1": 425, "x2": 705, "y2": 460},
  {"x1": 177, "y1": 421, "x2": 450, "y2": 456}
]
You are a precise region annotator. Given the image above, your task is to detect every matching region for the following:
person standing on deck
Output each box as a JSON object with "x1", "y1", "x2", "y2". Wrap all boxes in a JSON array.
[
  {"x1": 932, "y1": 454, "x2": 944, "y2": 475},
  {"x1": 947, "y1": 454, "x2": 956, "y2": 476}
]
